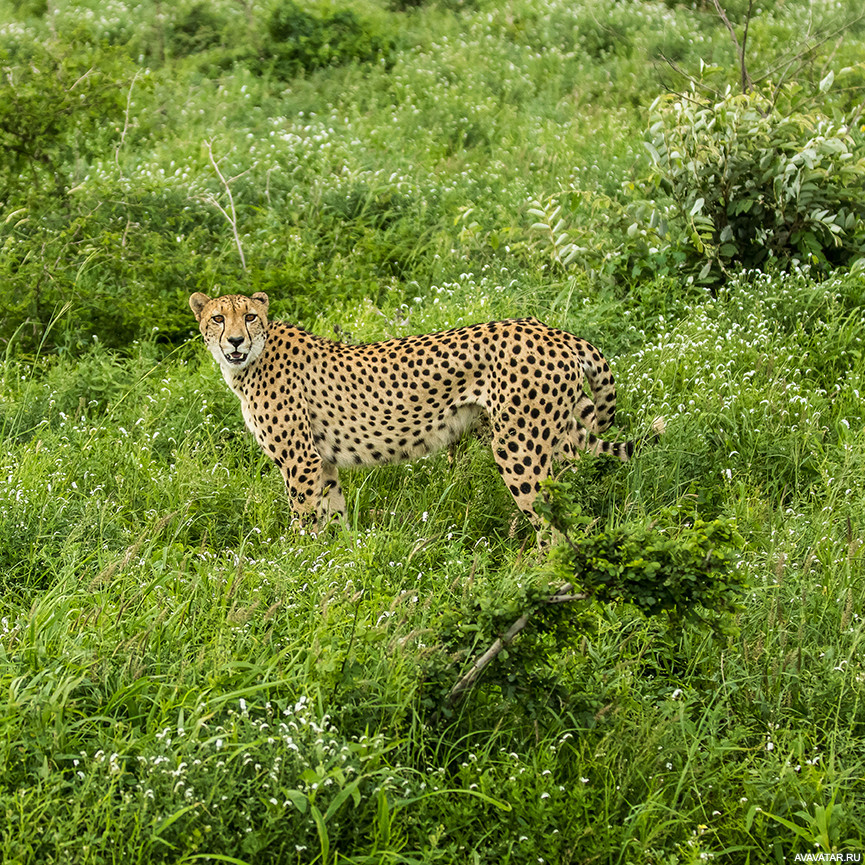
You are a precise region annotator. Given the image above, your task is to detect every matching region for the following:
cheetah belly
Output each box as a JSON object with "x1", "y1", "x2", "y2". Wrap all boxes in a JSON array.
[{"x1": 311, "y1": 403, "x2": 485, "y2": 468}]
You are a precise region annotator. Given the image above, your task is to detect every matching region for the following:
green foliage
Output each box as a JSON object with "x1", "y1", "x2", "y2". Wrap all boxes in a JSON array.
[
  {"x1": 538, "y1": 492, "x2": 746, "y2": 633},
  {"x1": 2, "y1": 0, "x2": 865, "y2": 861},
  {"x1": 640, "y1": 85, "x2": 865, "y2": 281},
  {"x1": 259, "y1": 1, "x2": 396, "y2": 79},
  {"x1": 0, "y1": 38, "x2": 132, "y2": 203},
  {"x1": 167, "y1": 1, "x2": 230, "y2": 57},
  {"x1": 528, "y1": 81, "x2": 865, "y2": 285},
  {"x1": 425, "y1": 496, "x2": 744, "y2": 717},
  {"x1": 0, "y1": 696, "x2": 403, "y2": 863}
]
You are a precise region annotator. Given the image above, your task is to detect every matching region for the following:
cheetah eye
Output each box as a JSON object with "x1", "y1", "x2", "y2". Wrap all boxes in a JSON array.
[
  {"x1": 245, "y1": 313, "x2": 257, "y2": 322},
  {"x1": 212, "y1": 314, "x2": 224, "y2": 324}
]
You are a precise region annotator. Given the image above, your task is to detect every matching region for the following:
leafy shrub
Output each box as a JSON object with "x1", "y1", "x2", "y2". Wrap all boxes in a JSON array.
[
  {"x1": 428, "y1": 496, "x2": 746, "y2": 718},
  {"x1": 526, "y1": 188, "x2": 700, "y2": 286},
  {"x1": 529, "y1": 80, "x2": 865, "y2": 284},
  {"x1": 641, "y1": 83, "x2": 865, "y2": 281},
  {"x1": 167, "y1": 2, "x2": 230, "y2": 57},
  {"x1": 537, "y1": 494, "x2": 746, "y2": 634},
  {"x1": 8, "y1": 0, "x2": 47, "y2": 16},
  {"x1": 0, "y1": 38, "x2": 132, "y2": 203},
  {"x1": 0, "y1": 183, "x2": 228, "y2": 352},
  {"x1": 259, "y1": 1, "x2": 396, "y2": 79}
]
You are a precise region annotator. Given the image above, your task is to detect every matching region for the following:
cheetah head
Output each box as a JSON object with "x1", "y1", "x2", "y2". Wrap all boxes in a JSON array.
[{"x1": 189, "y1": 292, "x2": 270, "y2": 373}]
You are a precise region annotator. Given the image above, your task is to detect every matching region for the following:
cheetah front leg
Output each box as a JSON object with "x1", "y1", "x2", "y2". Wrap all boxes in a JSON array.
[
  {"x1": 277, "y1": 454, "x2": 346, "y2": 531},
  {"x1": 275, "y1": 444, "x2": 324, "y2": 530}
]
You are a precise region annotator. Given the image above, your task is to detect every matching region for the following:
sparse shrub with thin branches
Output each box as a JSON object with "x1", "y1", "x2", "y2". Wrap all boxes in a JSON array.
[{"x1": 641, "y1": 83, "x2": 865, "y2": 282}]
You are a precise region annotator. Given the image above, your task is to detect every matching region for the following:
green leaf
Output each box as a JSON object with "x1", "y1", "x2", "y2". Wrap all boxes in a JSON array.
[
  {"x1": 283, "y1": 790, "x2": 308, "y2": 814},
  {"x1": 310, "y1": 804, "x2": 329, "y2": 863},
  {"x1": 324, "y1": 777, "x2": 363, "y2": 822},
  {"x1": 644, "y1": 140, "x2": 662, "y2": 165}
]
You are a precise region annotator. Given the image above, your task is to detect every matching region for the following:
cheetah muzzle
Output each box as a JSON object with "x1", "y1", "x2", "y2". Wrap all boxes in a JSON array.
[{"x1": 189, "y1": 291, "x2": 664, "y2": 532}]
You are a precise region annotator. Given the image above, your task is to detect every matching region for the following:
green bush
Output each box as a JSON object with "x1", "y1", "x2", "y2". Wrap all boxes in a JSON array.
[
  {"x1": 0, "y1": 38, "x2": 132, "y2": 204},
  {"x1": 259, "y1": 1, "x2": 396, "y2": 79},
  {"x1": 641, "y1": 84, "x2": 865, "y2": 281},
  {"x1": 0, "y1": 184, "x2": 229, "y2": 352},
  {"x1": 536, "y1": 494, "x2": 746, "y2": 633},
  {"x1": 167, "y1": 2, "x2": 230, "y2": 57},
  {"x1": 528, "y1": 79, "x2": 865, "y2": 285}
]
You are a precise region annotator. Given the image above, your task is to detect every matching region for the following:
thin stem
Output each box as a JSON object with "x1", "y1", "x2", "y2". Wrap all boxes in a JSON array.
[
  {"x1": 711, "y1": 0, "x2": 752, "y2": 93},
  {"x1": 204, "y1": 139, "x2": 247, "y2": 271},
  {"x1": 115, "y1": 70, "x2": 141, "y2": 180}
]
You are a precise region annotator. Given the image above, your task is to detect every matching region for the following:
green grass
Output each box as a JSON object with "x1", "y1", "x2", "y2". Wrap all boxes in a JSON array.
[{"x1": 2, "y1": 0, "x2": 865, "y2": 862}]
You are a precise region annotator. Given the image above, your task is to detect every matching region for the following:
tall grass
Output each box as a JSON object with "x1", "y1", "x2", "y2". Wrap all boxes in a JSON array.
[{"x1": 3, "y1": 267, "x2": 864, "y2": 861}]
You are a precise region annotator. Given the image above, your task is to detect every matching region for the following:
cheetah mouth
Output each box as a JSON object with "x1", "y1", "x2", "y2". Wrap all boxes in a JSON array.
[{"x1": 224, "y1": 351, "x2": 248, "y2": 365}]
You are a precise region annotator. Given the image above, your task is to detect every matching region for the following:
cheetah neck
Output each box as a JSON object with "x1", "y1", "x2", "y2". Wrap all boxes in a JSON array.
[{"x1": 220, "y1": 358, "x2": 255, "y2": 395}]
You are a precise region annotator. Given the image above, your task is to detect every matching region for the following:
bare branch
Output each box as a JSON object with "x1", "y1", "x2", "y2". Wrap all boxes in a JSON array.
[
  {"x1": 68, "y1": 66, "x2": 95, "y2": 91},
  {"x1": 739, "y1": 0, "x2": 755, "y2": 93},
  {"x1": 446, "y1": 614, "x2": 530, "y2": 706},
  {"x1": 711, "y1": 0, "x2": 752, "y2": 93},
  {"x1": 757, "y1": 15, "x2": 864, "y2": 104},
  {"x1": 657, "y1": 53, "x2": 723, "y2": 103},
  {"x1": 115, "y1": 70, "x2": 141, "y2": 181},
  {"x1": 711, "y1": 0, "x2": 741, "y2": 59},
  {"x1": 203, "y1": 139, "x2": 247, "y2": 271},
  {"x1": 200, "y1": 192, "x2": 232, "y2": 224},
  {"x1": 446, "y1": 581, "x2": 590, "y2": 706}
]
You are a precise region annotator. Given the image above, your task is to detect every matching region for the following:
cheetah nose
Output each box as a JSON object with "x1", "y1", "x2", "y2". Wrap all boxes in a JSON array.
[{"x1": 227, "y1": 336, "x2": 244, "y2": 348}]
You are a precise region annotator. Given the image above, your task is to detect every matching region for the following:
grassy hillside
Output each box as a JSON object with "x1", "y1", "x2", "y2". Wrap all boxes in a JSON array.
[{"x1": 1, "y1": 0, "x2": 865, "y2": 862}]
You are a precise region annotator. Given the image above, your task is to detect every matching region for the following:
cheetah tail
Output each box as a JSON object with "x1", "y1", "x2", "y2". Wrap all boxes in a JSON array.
[
  {"x1": 579, "y1": 350, "x2": 617, "y2": 434},
  {"x1": 583, "y1": 415, "x2": 665, "y2": 462}
]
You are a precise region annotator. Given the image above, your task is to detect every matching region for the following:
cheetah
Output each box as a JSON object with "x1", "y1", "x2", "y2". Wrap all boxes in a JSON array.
[{"x1": 189, "y1": 292, "x2": 663, "y2": 531}]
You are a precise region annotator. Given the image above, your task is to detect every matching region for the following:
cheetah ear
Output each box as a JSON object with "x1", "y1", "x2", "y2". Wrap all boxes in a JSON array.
[
  {"x1": 189, "y1": 292, "x2": 211, "y2": 321},
  {"x1": 251, "y1": 292, "x2": 269, "y2": 313}
]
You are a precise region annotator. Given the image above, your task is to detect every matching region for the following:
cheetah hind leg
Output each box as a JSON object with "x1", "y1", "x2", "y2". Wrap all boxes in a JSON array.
[
  {"x1": 491, "y1": 429, "x2": 553, "y2": 533},
  {"x1": 317, "y1": 462, "x2": 347, "y2": 528}
]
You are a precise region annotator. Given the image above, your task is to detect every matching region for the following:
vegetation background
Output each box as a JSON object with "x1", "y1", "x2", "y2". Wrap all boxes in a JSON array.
[{"x1": 1, "y1": 0, "x2": 865, "y2": 861}]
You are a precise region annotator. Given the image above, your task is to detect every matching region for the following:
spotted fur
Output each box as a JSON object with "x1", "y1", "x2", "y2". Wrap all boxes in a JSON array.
[{"x1": 189, "y1": 292, "x2": 663, "y2": 529}]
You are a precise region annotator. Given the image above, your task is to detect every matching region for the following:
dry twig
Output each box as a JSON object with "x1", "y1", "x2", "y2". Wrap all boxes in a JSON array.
[
  {"x1": 202, "y1": 140, "x2": 250, "y2": 270},
  {"x1": 446, "y1": 582, "x2": 589, "y2": 706}
]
